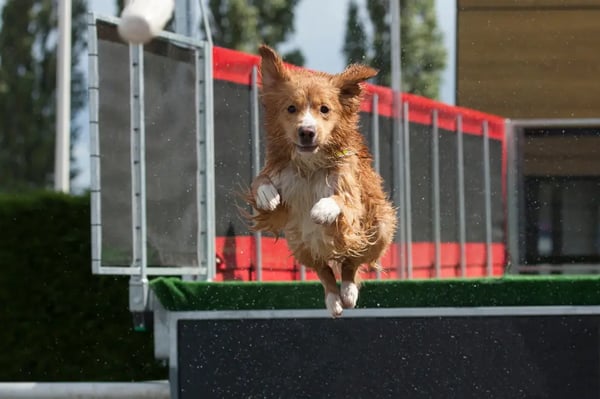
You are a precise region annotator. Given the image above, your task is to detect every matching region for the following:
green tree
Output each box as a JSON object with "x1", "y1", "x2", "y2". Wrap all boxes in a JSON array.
[
  {"x1": 208, "y1": 0, "x2": 305, "y2": 65},
  {"x1": 0, "y1": 0, "x2": 87, "y2": 191},
  {"x1": 344, "y1": 0, "x2": 446, "y2": 99},
  {"x1": 365, "y1": 1, "x2": 390, "y2": 85},
  {"x1": 343, "y1": 0, "x2": 368, "y2": 64}
]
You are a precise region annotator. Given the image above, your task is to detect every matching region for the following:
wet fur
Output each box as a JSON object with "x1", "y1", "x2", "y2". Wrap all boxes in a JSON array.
[{"x1": 247, "y1": 45, "x2": 397, "y2": 317}]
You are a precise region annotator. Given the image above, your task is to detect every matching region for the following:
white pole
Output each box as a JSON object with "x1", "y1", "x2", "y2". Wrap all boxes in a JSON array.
[
  {"x1": 390, "y1": 0, "x2": 405, "y2": 277},
  {"x1": 390, "y1": 0, "x2": 402, "y2": 92},
  {"x1": 0, "y1": 381, "x2": 170, "y2": 399},
  {"x1": 174, "y1": 0, "x2": 199, "y2": 38},
  {"x1": 54, "y1": 0, "x2": 71, "y2": 193}
]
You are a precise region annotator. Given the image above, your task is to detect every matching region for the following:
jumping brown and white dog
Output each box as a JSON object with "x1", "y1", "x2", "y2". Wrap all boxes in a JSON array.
[{"x1": 248, "y1": 45, "x2": 397, "y2": 317}]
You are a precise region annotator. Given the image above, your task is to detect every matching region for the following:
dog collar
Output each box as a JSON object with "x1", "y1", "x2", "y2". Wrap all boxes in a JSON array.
[{"x1": 334, "y1": 149, "x2": 355, "y2": 158}]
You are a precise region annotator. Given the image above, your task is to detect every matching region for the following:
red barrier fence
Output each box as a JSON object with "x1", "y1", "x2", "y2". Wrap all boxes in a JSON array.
[{"x1": 212, "y1": 46, "x2": 507, "y2": 281}]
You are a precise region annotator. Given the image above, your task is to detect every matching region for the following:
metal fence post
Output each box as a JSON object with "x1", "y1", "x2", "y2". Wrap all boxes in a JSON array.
[
  {"x1": 505, "y1": 120, "x2": 519, "y2": 273},
  {"x1": 390, "y1": 0, "x2": 405, "y2": 280},
  {"x1": 403, "y1": 102, "x2": 413, "y2": 279},
  {"x1": 431, "y1": 110, "x2": 442, "y2": 278},
  {"x1": 393, "y1": 93, "x2": 406, "y2": 280},
  {"x1": 251, "y1": 66, "x2": 263, "y2": 281},
  {"x1": 371, "y1": 94, "x2": 381, "y2": 175},
  {"x1": 482, "y1": 120, "x2": 494, "y2": 276},
  {"x1": 456, "y1": 115, "x2": 467, "y2": 277},
  {"x1": 371, "y1": 93, "x2": 382, "y2": 280}
]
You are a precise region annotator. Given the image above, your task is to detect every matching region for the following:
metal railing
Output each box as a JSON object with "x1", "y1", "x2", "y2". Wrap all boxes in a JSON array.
[{"x1": 241, "y1": 68, "x2": 503, "y2": 279}]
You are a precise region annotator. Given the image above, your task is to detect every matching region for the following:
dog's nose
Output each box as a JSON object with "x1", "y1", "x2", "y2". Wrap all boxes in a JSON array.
[{"x1": 298, "y1": 126, "x2": 316, "y2": 145}]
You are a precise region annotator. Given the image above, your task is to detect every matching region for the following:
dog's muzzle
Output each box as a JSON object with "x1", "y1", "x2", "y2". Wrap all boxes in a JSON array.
[{"x1": 297, "y1": 126, "x2": 317, "y2": 151}]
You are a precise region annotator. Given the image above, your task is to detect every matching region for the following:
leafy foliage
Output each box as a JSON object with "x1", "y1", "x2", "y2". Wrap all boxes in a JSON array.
[
  {"x1": 208, "y1": 0, "x2": 305, "y2": 65},
  {"x1": 0, "y1": 192, "x2": 166, "y2": 380},
  {"x1": 343, "y1": 0, "x2": 368, "y2": 64},
  {"x1": 0, "y1": 0, "x2": 88, "y2": 191},
  {"x1": 343, "y1": 0, "x2": 447, "y2": 99}
]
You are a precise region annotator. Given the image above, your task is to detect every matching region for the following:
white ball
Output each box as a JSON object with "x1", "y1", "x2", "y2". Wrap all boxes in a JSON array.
[{"x1": 118, "y1": 0, "x2": 175, "y2": 44}]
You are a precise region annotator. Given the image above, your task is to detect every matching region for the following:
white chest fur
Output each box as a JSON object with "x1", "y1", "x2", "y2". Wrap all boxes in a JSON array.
[{"x1": 272, "y1": 166, "x2": 338, "y2": 257}]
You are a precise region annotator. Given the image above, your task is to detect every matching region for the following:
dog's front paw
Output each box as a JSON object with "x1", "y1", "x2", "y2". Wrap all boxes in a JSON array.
[
  {"x1": 310, "y1": 197, "x2": 340, "y2": 224},
  {"x1": 255, "y1": 183, "x2": 280, "y2": 211},
  {"x1": 325, "y1": 292, "x2": 343, "y2": 318},
  {"x1": 341, "y1": 281, "x2": 359, "y2": 309}
]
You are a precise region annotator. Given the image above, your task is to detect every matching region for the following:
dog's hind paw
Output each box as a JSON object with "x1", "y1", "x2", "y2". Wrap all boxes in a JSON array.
[
  {"x1": 310, "y1": 197, "x2": 340, "y2": 224},
  {"x1": 325, "y1": 293, "x2": 343, "y2": 318},
  {"x1": 256, "y1": 183, "x2": 280, "y2": 211},
  {"x1": 341, "y1": 282, "x2": 359, "y2": 309}
]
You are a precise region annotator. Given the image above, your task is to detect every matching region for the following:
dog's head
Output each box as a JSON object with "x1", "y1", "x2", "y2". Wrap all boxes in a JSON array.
[{"x1": 259, "y1": 45, "x2": 377, "y2": 156}]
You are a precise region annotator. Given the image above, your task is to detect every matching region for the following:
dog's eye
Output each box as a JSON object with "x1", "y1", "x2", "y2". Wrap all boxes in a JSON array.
[
  {"x1": 287, "y1": 105, "x2": 297, "y2": 114},
  {"x1": 320, "y1": 105, "x2": 330, "y2": 114}
]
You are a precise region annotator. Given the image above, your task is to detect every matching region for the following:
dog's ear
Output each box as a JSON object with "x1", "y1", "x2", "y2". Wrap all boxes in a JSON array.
[
  {"x1": 259, "y1": 44, "x2": 290, "y2": 88},
  {"x1": 333, "y1": 64, "x2": 378, "y2": 98}
]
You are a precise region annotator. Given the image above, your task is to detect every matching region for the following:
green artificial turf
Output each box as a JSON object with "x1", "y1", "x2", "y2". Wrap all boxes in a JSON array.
[{"x1": 150, "y1": 275, "x2": 600, "y2": 311}]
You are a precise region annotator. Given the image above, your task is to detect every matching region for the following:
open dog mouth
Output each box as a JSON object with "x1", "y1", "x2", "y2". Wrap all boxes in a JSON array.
[{"x1": 296, "y1": 144, "x2": 319, "y2": 153}]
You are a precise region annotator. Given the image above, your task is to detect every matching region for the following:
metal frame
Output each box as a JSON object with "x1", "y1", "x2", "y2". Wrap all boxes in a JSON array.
[
  {"x1": 88, "y1": 14, "x2": 215, "y2": 281},
  {"x1": 128, "y1": 41, "x2": 148, "y2": 313},
  {"x1": 88, "y1": 13, "x2": 102, "y2": 276},
  {"x1": 195, "y1": 26, "x2": 216, "y2": 281},
  {"x1": 506, "y1": 118, "x2": 600, "y2": 274},
  {"x1": 167, "y1": 305, "x2": 600, "y2": 323}
]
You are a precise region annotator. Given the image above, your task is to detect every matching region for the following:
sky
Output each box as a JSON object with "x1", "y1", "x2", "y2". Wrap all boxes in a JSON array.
[
  {"x1": 88, "y1": 0, "x2": 456, "y2": 101},
  {"x1": 73, "y1": 0, "x2": 456, "y2": 190},
  {"x1": 277, "y1": 0, "x2": 456, "y2": 103}
]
